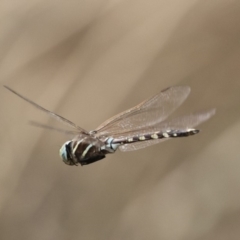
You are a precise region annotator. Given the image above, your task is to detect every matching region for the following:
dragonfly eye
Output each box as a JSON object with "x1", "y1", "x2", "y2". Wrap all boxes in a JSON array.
[{"x1": 59, "y1": 141, "x2": 74, "y2": 165}]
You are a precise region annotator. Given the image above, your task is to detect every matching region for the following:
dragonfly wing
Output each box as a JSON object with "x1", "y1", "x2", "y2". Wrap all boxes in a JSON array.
[
  {"x1": 4, "y1": 86, "x2": 89, "y2": 134},
  {"x1": 96, "y1": 86, "x2": 191, "y2": 137},
  {"x1": 119, "y1": 138, "x2": 168, "y2": 152},
  {"x1": 118, "y1": 108, "x2": 215, "y2": 152}
]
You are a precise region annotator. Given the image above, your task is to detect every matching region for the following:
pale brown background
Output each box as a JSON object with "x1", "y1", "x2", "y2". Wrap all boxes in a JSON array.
[{"x1": 1, "y1": 0, "x2": 240, "y2": 239}]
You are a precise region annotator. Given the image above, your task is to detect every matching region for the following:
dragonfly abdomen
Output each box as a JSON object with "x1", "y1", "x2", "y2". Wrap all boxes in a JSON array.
[{"x1": 112, "y1": 128, "x2": 199, "y2": 146}]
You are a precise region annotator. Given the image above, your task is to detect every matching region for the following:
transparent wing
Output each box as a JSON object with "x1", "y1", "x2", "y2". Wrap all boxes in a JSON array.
[
  {"x1": 29, "y1": 121, "x2": 79, "y2": 136},
  {"x1": 95, "y1": 86, "x2": 191, "y2": 137},
  {"x1": 4, "y1": 86, "x2": 89, "y2": 135},
  {"x1": 119, "y1": 139, "x2": 168, "y2": 152},
  {"x1": 118, "y1": 108, "x2": 216, "y2": 152}
]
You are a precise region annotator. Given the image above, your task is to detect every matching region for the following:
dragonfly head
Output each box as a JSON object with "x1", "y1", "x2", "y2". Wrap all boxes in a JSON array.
[{"x1": 59, "y1": 141, "x2": 77, "y2": 166}]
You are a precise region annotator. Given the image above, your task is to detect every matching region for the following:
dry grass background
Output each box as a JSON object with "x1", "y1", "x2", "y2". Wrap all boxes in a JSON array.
[{"x1": 1, "y1": 0, "x2": 240, "y2": 239}]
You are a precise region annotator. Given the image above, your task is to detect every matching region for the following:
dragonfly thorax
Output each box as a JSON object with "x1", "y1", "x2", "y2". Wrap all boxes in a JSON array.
[{"x1": 59, "y1": 136, "x2": 116, "y2": 166}]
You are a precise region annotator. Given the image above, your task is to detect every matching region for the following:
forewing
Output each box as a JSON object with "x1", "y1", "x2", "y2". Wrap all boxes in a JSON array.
[
  {"x1": 95, "y1": 86, "x2": 191, "y2": 137},
  {"x1": 119, "y1": 108, "x2": 216, "y2": 151},
  {"x1": 4, "y1": 86, "x2": 89, "y2": 134}
]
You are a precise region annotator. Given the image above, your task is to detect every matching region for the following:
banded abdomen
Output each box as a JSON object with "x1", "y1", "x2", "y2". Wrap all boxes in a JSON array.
[{"x1": 111, "y1": 128, "x2": 199, "y2": 146}]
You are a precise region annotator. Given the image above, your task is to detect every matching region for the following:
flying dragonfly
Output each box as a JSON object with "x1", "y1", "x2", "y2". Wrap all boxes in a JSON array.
[{"x1": 4, "y1": 85, "x2": 215, "y2": 166}]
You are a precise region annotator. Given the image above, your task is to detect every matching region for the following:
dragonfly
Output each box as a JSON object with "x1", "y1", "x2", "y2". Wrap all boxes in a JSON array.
[{"x1": 4, "y1": 85, "x2": 215, "y2": 166}]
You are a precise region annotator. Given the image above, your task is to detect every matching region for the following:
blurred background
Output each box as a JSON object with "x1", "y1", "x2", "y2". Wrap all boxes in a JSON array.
[{"x1": 1, "y1": 0, "x2": 240, "y2": 239}]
